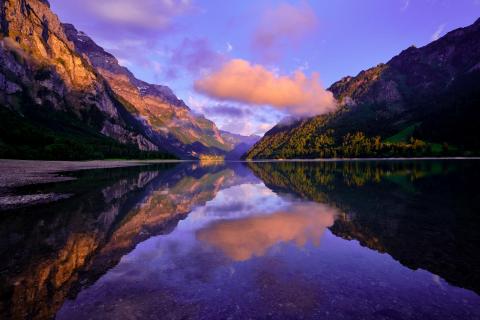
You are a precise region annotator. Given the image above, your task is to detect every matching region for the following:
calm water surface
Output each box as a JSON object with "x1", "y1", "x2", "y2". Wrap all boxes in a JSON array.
[{"x1": 1, "y1": 161, "x2": 479, "y2": 319}]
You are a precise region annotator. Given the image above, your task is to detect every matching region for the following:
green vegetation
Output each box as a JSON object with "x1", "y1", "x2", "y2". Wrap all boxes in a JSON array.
[
  {"x1": 0, "y1": 107, "x2": 177, "y2": 160},
  {"x1": 245, "y1": 129, "x2": 463, "y2": 160},
  {"x1": 386, "y1": 123, "x2": 420, "y2": 143},
  {"x1": 247, "y1": 160, "x2": 447, "y2": 204},
  {"x1": 246, "y1": 71, "x2": 480, "y2": 159}
]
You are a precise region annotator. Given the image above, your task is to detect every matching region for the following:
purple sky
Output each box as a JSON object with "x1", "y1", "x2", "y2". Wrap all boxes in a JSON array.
[{"x1": 50, "y1": 0, "x2": 480, "y2": 136}]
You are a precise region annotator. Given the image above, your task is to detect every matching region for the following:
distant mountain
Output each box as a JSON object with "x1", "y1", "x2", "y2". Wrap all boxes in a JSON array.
[
  {"x1": 245, "y1": 18, "x2": 480, "y2": 159},
  {"x1": 220, "y1": 131, "x2": 260, "y2": 160},
  {"x1": 0, "y1": 0, "x2": 239, "y2": 160}
]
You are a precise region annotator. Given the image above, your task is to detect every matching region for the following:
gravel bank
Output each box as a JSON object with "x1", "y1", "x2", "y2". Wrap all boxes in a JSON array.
[
  {"x1": 0, "y1": 159, "x2": 182, "y2": 189},
  {"x1": 0, "y1": 159, "x2": 182, "y2": 210}
]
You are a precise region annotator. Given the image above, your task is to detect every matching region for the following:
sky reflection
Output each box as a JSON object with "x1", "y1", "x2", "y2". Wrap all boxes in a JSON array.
[
  {"x1": 197, "y1": 202, "x2": 338, "y2": 261},
  {"x1": 53, "y1": 161, "x2": 480, "y2": 320}
]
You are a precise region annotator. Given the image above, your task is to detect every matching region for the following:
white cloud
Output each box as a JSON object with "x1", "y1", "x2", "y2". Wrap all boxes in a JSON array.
[
  {"x1": 431, "y1": 23, "x2": 446, "y2": 41},
  {"x1": 86, "y1": 0, "x2": 193, "y2": 29},
  {"x1": 187, "y1": 95, "x2": 282, "y2": 136}
]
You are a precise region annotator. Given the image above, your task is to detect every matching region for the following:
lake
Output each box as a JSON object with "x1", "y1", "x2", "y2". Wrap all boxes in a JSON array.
[{"x1": 1, "y1": 160, "x2": 479, "y2": 319}]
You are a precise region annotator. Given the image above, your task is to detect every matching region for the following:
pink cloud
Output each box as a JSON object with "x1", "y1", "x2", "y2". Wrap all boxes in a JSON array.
[
  {"x1": 252, "y1": 2, "x2": 318, "y2": 61},
  {"x1": 194, "y1": 59, "x2": 337, "y2": 116}
]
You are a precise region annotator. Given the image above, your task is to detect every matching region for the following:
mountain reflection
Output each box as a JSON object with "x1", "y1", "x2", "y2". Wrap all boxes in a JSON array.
[
  {"x1": 197, "y1": 203, "x2": 339, "y2": 261},
  {"x1": 248, "y1": 160, "x2": 480, "y2": 294},
  {"x1": 0, "y1": 160, "x2": 479, "y2": 320},
  {"x1": 0, "y1": 163, "x2": 254, "y2": 320}
]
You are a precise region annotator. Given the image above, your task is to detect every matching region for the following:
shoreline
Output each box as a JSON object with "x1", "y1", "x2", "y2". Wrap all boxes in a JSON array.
[
  {"x1": 1, "y1": 157, "x2": 478, "y2": 210},
  {"x1": 242, "y1": 157, "x2": 480, "y2": 163},
  {"x1": 1, "y1": 157, "x2": 478, "y2": 189},
  {"x1": 0, "y1": 159, "x2": 188, "y2": 211},
  {"x1": 0, "y1": 159, "x2": 187, "y2": 189}
]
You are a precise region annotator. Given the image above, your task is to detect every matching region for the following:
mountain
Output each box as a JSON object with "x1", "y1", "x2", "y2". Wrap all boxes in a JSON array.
[
  {"x1": 0, "y1": 0, "x2": 236, "y2": 160},
  {"x1": 220, "y1": 130, "x2": 260, "y2": 160},
  {"x1": 0, "y1": 0, "x2": 171, "y2": 159},
  {"x1": 62, "y1": 23, "x2": 233, "y2": 158},
  {"x1": 245, "y1": 18, "x2": 480, "y2": 159}
]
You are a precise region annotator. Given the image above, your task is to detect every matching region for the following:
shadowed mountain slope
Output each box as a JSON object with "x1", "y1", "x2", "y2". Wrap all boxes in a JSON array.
[{"x1": 245, "y1": 18, "x2": 480, "y2": 159}]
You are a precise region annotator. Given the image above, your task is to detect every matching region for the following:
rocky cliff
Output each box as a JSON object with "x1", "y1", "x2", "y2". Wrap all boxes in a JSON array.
[
  {"x1": 0, "y1": 0, "x2": 165, "y2": 155},
  {"x1": 0, "y1": 0, "x2": 236, "y2": 159},
  {"x1": 62, "y1": 23, "x2": 233, "y2": 158},
  {"x1": 245, "y1": 18, "x2": 480, "y2": 159}
]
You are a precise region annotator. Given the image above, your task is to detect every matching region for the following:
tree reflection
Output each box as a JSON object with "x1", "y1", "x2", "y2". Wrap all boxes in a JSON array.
[{"x1": 247, "y1": 160, "x2": 480, "y2": 294}]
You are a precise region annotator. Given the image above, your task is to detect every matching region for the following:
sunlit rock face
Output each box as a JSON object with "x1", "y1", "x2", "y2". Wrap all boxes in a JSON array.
[
  {"x1": 62, "y1": 23, "x2": 233, "y2": 158},
  {"x1": 0, "y1": 0, "x2": 160, "y2": 151},
  {"x1": 2, "y1": 0, "x2": 96, "y2": 89},
  {"x1": 0, "y1": 0, "x2": 245, "y2": 158},
  {"x1": 197, "y1": 202, "x2": 339, "y2": 261}
]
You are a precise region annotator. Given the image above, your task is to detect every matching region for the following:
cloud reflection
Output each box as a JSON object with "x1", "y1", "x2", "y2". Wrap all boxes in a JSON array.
[{"x1": 196, "y1": 203, "x2": 339, "y2": 261}]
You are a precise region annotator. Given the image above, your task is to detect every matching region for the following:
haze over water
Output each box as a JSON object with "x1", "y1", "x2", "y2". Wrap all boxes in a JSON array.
[{"x1": 1, "y1": 160, "x2": 479, "y2": 319}]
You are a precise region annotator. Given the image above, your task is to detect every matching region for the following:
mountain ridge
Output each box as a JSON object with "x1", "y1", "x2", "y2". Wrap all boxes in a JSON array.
[
  {"x1": 245, "y1": 18, "x2": 480, "y2": 159},
  {"x1": 62, "y1": 23, "x2": 235, "y2": 158},
  {"x1": 0, "y1": 0, "x2": 245, "y2": 160}
]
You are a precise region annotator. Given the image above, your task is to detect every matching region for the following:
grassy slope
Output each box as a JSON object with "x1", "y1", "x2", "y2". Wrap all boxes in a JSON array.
[{"x1": 386, "y1": 123, "x2": 420, "y2": 143}]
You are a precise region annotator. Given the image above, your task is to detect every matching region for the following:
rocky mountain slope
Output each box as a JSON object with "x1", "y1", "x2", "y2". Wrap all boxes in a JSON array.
[
  {"x1": 245, "y1": 18, "x2": 480, "y2": 159},
  {"x1": 0, "y1": 0, "x2": 237, "y2": 159},
  {"x1": 62, "y1": 23, "x2": 233, "y2": 158}
]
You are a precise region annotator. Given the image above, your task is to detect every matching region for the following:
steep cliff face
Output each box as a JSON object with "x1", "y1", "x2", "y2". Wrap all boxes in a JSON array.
[
  {"x1": 0, "y1": 0, "x2": 240, "y2": 159},
  {"x1": 245, "y1": 18, "x2": 480, "y2": 159},
  {"x1": 329, "y1": 17, "x2": 480, "y2": 120},
  {"x1": 62, "y1": 23, "x2": 233, "y2": 158},
  {"x1": 0, "y1": 0, "x2": 165, "y2": 155}
]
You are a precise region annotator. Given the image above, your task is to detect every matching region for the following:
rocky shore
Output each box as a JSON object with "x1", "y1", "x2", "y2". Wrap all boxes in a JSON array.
[{"x1": 0, "y1": 159, "x2": 181, "y2": 210}]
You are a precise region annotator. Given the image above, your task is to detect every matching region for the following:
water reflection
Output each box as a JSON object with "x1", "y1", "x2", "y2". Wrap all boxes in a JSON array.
[
  {"x1": 0, "y1": 163, "x2": 252, "y2": 320},
  {"x1": 197, "y1": 203, "x2": 338, "y2": 261},
  {"x1": 0, "y1": 160, "x2": 478, "y2": 319},
  {"x1": 248, "y1": 160, "x2": 480, "y2": 295}
]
